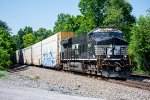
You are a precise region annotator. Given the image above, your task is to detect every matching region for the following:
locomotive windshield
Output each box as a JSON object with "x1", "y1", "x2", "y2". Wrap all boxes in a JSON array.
[{"x1": 92, "y1": 32, "x2": 122, "y2": 39}]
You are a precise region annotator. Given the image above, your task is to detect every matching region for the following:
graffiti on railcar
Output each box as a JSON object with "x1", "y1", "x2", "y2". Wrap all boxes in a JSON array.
[{"x1": 42, "y1": 47, "x2": 56, "y2": 67}]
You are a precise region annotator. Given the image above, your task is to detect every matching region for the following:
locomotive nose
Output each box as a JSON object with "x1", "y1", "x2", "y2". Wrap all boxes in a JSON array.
[{"x1": 95, "y1": 37, "x2": 128, "y2": 58}]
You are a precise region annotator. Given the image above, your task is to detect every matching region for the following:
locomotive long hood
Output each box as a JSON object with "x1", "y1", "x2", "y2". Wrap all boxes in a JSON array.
[{"x1": 95, "y1": 37, "x2": 128, "y2": 45}]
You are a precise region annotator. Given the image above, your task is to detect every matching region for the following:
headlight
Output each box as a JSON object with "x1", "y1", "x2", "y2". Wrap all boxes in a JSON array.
[
  {"x1": 124, "y1": 55, "x2": 127, "y2": 58},
  {"x1": 107, "y1": 55, "x2": 110, "y2": 58}
]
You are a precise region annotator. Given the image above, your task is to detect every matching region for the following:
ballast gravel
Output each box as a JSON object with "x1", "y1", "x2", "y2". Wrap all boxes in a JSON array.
[
  {"x1": 1, "y1": 65, "x2": 150, "y2": 100},
  {"x1": 0, "y1": 72, "x2": 102, "y2": 100}
]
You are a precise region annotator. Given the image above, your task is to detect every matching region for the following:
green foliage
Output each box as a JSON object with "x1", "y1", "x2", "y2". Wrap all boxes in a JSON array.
[
  {"x1": 53, "y1": 13, "x2": 81, "y2": 35},
  {"x1": 17, "y1": 26, "x2": 33, "y2": 49},
  {"x1": 12, "y1": 35, "x2": 19, "y2": 50},
  {"x1": 103, "y1": 0, "x2": 135, "y2": 41},
  {"x1": 133, "y1": 69, "x2": 149, "y2": 75},
  {"x1": 0, "y1": 20, "x2": 11, "y2": 31},
  {"x1": 22, "y1": 33, "x2": 36, "y2": 47},
  {"x1": 34, "y1": 27, "x2": 53, "y2": 42},
  {"x1": 77, "y1": 0, "x2": 107, "y2": 34},
  {"x1": 74, "y1": 15, "x2": 95, "y2": 36},
  {"x1": 79, "y1": 0, "x2": 106, "y2": 27},
  {"x1": 129, "y1": 13, "x2": 150, "y2": 74},
  {"x1": 53, "y1": 13, "x2": 72, "y2": 33},
  {"x1": 0, "y1": 29, "x2": 13, "y2": 70},
  {"x1": 13, "y1": 26, "x2": 53, "y2": 49},
  {"x1": 53, "y1": 13, "x2": 95, "y2": 36},
  {"x1": 147, "y1": 9, "x2": 150, "y2": 15},
  {"x1": 0, "y1": 29, "x2": 14, "y2": 56},
  {"x1": 0, "y1": 47, "x2": 11, "y2": 70}
]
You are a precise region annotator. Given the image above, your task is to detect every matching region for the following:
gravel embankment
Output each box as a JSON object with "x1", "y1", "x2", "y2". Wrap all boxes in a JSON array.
[
  {"x1": 0, "y1": 72, "x2": 102, "y2": 100},
  {"x1": 2, "y1": 65, "x2": 150, "y2": 100}
]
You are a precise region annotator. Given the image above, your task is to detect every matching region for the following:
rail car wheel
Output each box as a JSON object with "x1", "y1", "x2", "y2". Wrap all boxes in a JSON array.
[
  {"x1": 63, "y1": 63, "x2": 70, "y2": 71},
  {"x1": 82, "y1": 64, "x2": 89, "y2": 73},
  {"x1": 95, "y1": 71, "x2": 98, "y2": 75},
  {"x1": 62, "y1": 63, "x2": 67, "y2": 70},
  {"x1": 66, "y1": 63, "x2": 70, "y2": 71},
  {"x1": 86, "y1": 65, "x2": 91, "y2": 74},
  {"x1": 56, "y1": 64, "x2": 63, "y2": 70}
]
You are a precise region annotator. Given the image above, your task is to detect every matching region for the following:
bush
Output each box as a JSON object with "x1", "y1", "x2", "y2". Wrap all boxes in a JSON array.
[
  {"x1": 129, "y1": 12, "x2": 150, "y2": 74},
  {"x1": 0, "y1": 29, "x2": 13, "y2": 70},
  {"x1": 0, "y1": 47, "x2": 11, "y2": 70}
]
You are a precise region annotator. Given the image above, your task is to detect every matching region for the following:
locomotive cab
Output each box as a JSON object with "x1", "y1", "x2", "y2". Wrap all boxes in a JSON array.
[{"x1": 90, "y1": 28, "x2": 131, "y2": 78}]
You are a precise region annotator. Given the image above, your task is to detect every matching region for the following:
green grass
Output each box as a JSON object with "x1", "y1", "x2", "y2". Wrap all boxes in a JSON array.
[
  {"x1": 133, "y1": 69, "x2": 150, "y2": 75},
  {"x1": 35, "y1": 76, "x2": 40, "y2": 79},
  {"x1": 0, "y1": 71, "x2": 6, "y2": 78}
]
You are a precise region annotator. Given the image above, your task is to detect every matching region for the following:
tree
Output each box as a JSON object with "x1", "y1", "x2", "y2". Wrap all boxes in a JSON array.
[
  {"x1": 14, "y1": 26, "x2": 53, "y2": 49},
  {"x1": 34, "y1": 28, "x2": 53, "y2": 42},
  {"x1": 22, "y1": 33, "x2": 36, "y2": 47},
  {"x1": 103, "y1": 0, "x2": 135, "y2": 41},
  {"x1": 45, "y1": 29, "x2": 53, "y2": 38},
  {"x1": 53, "y1": 13, "x2": 93, "y2": 36},
  {"x1": 0, "y1": 20, "x2": 11, "y2": 31},
  {"x1": 53, "y1": 13, "x2": 72, "y2": 33},
  {"x1": 79, "y1": 0, "x2": 107, "y2": 28},
  {"x1": 12, "y1": 35, "x2": 19, "y2": 50},
  {"x1": 53, "y1": 1, "x2": 106, "y2": 35},
  {"x1": 0, "y1": 29, "x2": 13, "y2": 56},
  {"x1": 0, "y1": 47, "x2": 11, "y2": 70},
  {"x1": 0, "y1": 29, "x2": 13, "y2": 70},
  {"x1": 78, "y1": 0, "x2": 135, "y2": 39},
  {"x1": 128, "y1": 12, "x2": 150, "y2": 74},
  {"x1": 17, "y1": 26, "x2": 33, "y2": 49},
  {"x1": 74, "y1": 15, "x2": 96, "y2": 35}
]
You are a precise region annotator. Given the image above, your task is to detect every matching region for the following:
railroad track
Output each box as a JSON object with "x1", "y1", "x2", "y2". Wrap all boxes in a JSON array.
[
  {"x1": 62, "y1": 71, "x2": 150, "y2": 91},
  {"x1": 61, "y1": 70, "x2": 150, "y2": 91},
  {"x1": 106, "y1": 79, "x2": 150, "y2": 91},
  {"x1": 131, "y1": 74, "x2": 150, "y2": 79}
]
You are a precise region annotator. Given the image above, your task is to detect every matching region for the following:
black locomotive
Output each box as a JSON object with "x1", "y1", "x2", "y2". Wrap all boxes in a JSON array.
[{"x1": 60, "y1": 28, "x2": 131, "y2": 78}]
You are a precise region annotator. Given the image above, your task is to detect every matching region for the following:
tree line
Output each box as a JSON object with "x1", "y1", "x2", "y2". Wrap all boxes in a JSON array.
[
  {"x1": 0, "y1": 0, "x2": 149, "y2": 74},
  {"x1": 12, "y1": 27, "x2": 53, "y2": 50}
]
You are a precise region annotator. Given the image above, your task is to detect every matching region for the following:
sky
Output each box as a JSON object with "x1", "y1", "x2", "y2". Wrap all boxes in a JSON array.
[{"x1": 0, "y1": 0, "x2": 150, "y2": 35}]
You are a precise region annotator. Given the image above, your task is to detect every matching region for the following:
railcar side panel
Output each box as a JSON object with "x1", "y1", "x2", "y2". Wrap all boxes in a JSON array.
[
  {"x1": 16, "y1": 50, "x2": 19, "y2": 64},
  {"x1": 32, "y1": 42, "x2": 42, "y2": 66},
  {"x1": 42, "y1": 33, "x2": 58, "y2": 67},
  {"x1": 22, "y1": 49, "x2": 26, "y2": 64},
  {"x1": 24, "y1": 46, "x2": 32, "y2": 65},
  {"x1": 16, "y1": 49, "x2": 24, "y2": 64}
]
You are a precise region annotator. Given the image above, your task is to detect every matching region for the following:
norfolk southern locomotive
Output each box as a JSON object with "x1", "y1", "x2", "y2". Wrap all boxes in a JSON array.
[
  {"x1": 15, "y1": 28, "x2": 131, "y2": 78},
  {"x1": 60, "y1": 28, "x2": 131, "y2": 78}
]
